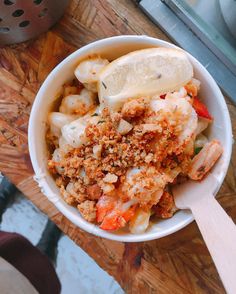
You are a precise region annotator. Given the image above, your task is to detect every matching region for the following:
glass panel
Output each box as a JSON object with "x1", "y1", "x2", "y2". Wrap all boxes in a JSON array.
[{"x1": 164, "y1": 0, "x2": 236, "y2": 74}]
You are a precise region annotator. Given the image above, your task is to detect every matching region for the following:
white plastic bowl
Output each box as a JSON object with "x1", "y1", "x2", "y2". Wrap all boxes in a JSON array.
[{"x1": 28, "y1": 35, "x2": 232, "y2": 242}]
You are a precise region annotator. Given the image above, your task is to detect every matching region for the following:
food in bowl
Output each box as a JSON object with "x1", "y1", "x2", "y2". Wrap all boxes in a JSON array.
[{"x1": 46, "y1": 48, "x2": 223, "y2": 234}]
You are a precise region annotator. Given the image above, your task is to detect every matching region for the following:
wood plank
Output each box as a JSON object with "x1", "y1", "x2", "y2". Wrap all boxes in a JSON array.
[{"x1": 0, "y1": 0, "x2": 232, "y2": 293}]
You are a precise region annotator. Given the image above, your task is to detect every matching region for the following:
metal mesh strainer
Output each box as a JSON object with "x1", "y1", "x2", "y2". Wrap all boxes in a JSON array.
[{"x1": 0, "y1": 0, "x2": 70, "y2": 45}]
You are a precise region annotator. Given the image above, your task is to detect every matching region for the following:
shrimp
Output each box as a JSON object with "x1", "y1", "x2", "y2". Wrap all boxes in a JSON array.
[
  {"x1": 188, "y1": 139, "x2": 223, "y2": 180},
  {"x1": 48, "y1": 112, "x2": 76, "y2": 137},
  {"x1": 61, "y1": 116, "x2": 88, "y2": 148},
  {"x1": 74, "y1": 57, "x2": 109, "y2": 84},
  {"x1": 96, "y1": 195, "x2": 137, "y2": 230},
  {"x1": 150, "y1": 97, "x2": 198, "y2": 147},
  {"x1": 121, "y1": 167, "x2": 166, "y2": 207},
  {"x1": 59, "y1": 89, "x2": 96, "y2": 115},
  {"x1": 96, "y1": 195, "x2": 116, "y2": 223}
]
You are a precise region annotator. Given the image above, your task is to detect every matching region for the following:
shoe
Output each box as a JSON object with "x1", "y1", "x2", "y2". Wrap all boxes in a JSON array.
[
  {"x1": 36, "y1": 219, "x2": 62, "y2": 263},
  {"x1": 0, "y1": 177, "x2": 18, "y2": 221}
]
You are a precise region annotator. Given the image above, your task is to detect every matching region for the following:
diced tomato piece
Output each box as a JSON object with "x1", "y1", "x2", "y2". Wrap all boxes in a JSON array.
[
  {"x1": 100, "y1": 210, "x2": 126, "y2": 230},
  {"x1": 160, "y1": 94, "x2": 166, "y2": 99},
  {"x1": 192, "y1": 97, "x2": 213, "y2": 120},
  {"x1": 96, "y1": 196, "x2": 116, "y2": 223}
]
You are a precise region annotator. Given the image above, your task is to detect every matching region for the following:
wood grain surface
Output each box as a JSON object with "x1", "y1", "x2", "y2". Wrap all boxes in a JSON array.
[{"x1": 0, "y1": 0, "x2": 235, "y2": 293}]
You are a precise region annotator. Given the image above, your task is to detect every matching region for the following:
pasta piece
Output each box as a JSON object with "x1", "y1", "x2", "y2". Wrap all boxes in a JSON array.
[
  {"x1": 61, "y1": 117, "x2": 88, "y2": 148},
  {"x1": 129, "y1": 207, "x2": 151, "y2": 234},
  {"x1": 52, "y1": 149, "x2": 64, "y2": 174},
  {"x1": 194, "y1": 133, "x2": 208, "y2": 149},
  {"x1": 61, "y1": 109, "x2": 101, "y2": 148},
  {"x1": 58, "y1": 136, "x2": 73, "y2": 153},
  {"x1": 48, "y1": 112, "x2": 76, "y2": 137},
  {"x1": 195, "y1": 117, "x2": 209, "y2": 136}
]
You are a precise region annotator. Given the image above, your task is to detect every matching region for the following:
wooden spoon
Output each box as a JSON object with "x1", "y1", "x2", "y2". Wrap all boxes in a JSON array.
[{"x1": 173, "y1": 175, "x2": 236, "y2": 294}]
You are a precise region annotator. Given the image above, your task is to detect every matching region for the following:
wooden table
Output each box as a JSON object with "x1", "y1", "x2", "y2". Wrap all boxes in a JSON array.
[{"x1": 0, "y1": 1, "x2": 235, "y2": 293}]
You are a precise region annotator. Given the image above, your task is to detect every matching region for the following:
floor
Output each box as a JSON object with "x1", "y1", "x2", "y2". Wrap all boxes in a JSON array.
[{"x1": 0, "y1": 175, "x2": 123, "y2": 294}]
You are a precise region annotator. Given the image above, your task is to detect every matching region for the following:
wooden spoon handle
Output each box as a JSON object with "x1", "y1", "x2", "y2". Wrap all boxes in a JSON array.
[{"x1": 190, "y1": 195, "x2": 236, "y2": 294}]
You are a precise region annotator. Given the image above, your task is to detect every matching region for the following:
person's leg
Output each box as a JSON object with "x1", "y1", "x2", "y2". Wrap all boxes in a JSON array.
[
  {"x1": 0, "y1": 177, "x2": 61, "y2": 293},
  {"x1": 0, "y1": 231, "x2": 61, "y2": 294},
  {"x1": 0, "y1": 176, "x2": 62, "y2": 263}
]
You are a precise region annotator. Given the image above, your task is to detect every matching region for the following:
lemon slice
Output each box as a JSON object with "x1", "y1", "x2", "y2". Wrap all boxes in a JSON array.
[{"x1": 98, "y1": 48, "x2": 193, "y2": 111}]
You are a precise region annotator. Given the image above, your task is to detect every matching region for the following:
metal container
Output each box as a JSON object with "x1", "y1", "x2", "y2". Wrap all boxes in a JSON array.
[{"x1": 0, "y1": 0, "x2": 70, "y2": 45}]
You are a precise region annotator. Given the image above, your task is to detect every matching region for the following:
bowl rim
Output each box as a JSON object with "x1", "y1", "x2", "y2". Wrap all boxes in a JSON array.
[{"x1": 28, "y1": 35, "x2": 233, "y2": 242}]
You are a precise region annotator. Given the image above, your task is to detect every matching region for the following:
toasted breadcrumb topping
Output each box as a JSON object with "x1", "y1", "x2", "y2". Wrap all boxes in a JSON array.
[
  {"x1": 77, "y1": 200, "x2": 97, "y2": 222},
  {"x1": 47, "y1": 78, "x2": 211, "y2": 230},
  {"x1": 49, "y1": 101, "x2": 192, "y2": 212}
]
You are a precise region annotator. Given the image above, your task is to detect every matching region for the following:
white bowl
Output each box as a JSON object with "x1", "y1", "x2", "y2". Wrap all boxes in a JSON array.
[{"x1": 28, "y1": 35, "x2": 232, "y2": 242}]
